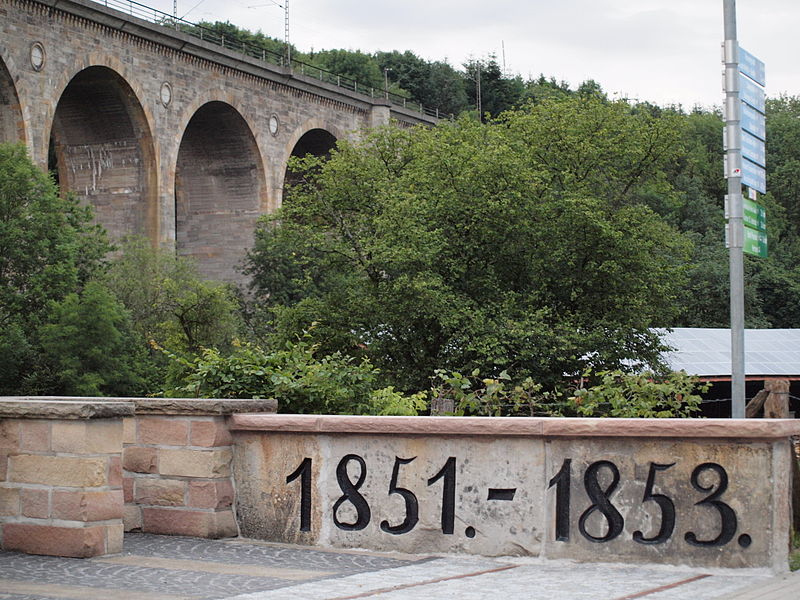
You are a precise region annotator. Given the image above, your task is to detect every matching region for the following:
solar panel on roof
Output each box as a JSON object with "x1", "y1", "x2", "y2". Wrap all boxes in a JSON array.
[{"x1": 655, "y1": 328, "x2": 800, "y2": 377}]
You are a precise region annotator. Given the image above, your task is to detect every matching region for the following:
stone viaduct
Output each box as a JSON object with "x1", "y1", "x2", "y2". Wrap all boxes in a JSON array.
[{"x1": 0, "y1": 0, "x2": 437, "y2": 283}]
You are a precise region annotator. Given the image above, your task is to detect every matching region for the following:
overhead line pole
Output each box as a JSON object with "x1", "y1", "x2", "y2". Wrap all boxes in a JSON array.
[
  {"x1": 284, "y1": 0, "x2": 290, "y2": 66},
  {"x1": 723, "y1": 0, "x2": 746, "y2": 418}
]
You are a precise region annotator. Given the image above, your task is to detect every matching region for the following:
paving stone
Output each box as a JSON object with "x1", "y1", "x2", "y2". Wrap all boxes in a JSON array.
[{"x1": 0, "y1": 533, "x2": 794, "y2": 600}]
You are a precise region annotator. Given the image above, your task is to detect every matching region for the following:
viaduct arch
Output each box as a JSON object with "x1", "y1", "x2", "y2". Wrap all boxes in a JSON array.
[
  {"x1": 175, "y1": 101, "x2": 266, "y2": 281},
  {"x1": 1, "y1": 0, "x2": 437, "y2": 284},
  {"x1": 0, "y1": 50, "x2": 26, "y2": 145},
  {"x1": 49, "y1": 65, "x2": 158, "y2": 244}
]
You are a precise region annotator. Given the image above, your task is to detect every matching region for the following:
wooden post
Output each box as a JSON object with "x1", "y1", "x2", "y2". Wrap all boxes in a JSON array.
[{"x1": 764, "y1": 379, "x2": 791, "y2": 419}]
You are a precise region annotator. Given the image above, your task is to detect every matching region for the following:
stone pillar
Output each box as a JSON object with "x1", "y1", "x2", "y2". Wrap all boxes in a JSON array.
[
  {"x1": 370, "y1": 101, "x2": 391, "y2": 128},
  {"x1": 121, "y1": 398, "x2": 276, "y2": 539},
  {"x1": 0, "y1": 400, "x2": 133, "y2": 558}
]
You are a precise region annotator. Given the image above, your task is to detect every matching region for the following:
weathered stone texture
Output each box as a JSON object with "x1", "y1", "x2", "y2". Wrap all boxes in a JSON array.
[
  {"x1": 3, "y1": 523, "x2": 111, "y2": 558},
  {"x1": 51, "y1": 420, "x2": 123, "y2": 454},
  {"x1": 9, "y1": 455, "x2": 108, "y2": 487},
  {"x1": 157, "y1": 448, "x2": 232, "y2": 479},
  {"x1": 231, "y1": 417, "x2": 800, "y2": 571},
  {"x1": 233, "y1": 432, "x2": 545, "y2": 556},
  {"x1": 137, "y1": 417, "x2": 189, "y2": 446}
]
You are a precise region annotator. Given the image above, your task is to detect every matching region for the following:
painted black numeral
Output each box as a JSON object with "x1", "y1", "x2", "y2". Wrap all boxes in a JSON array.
[
  {"x1": 380, "y1": 456, "x2": 419, "y2": 535},
  {"x1": 332, "y1": 454, "x2": 371, "y2": 531},
  {"x1": 578, "y1": 460, "x2": 624, "y2": 543},
  {"x1": 427, "y1": 456, "x2": 456, "y2": 534},
  {"x1": 548, "y1": 458, "x2": 572, "y2": 542},
  {"x1": 633, "y1": 462, "x2": 676, "y2": 545},
  {"x1": 685, "y1": 463, "x2": 737, "y2": 547},
  {"x1": 286, "y1": 457, "x2": 312, "y2": 532}
]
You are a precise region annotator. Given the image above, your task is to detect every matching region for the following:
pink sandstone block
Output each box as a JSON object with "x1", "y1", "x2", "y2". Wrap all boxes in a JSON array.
[
  {"x1": 123, "y1": 476, "x2": 134, "y2": 503},
  {"x1": 123, "y1": 447, "x2": 158, "y2": 474},
  {"x1": 134, "y1": 479, "x2": 186, "y2": 506},
  {"x1": 122, "y1": 417, "x2": 136, "y2": 445},
  {"x1": 51, "y1": 490, "x2": 124, "y2": 522},
  {"x1": 137, "y1": 417, "x2": 189, "y2": 446},
  {"x1": 0, "y1": 487, "x2": 19, "y2": 516},
  {"x1": 190, "y1": 420, "x2": 232, "y2": 447},
  {"x1": 0, "y1": 420, "x2": 19, "y2": 451},
  {"x1": 51, "y1": 420, "x2": 122, "y2": 454},
  {"x1": 228, "y1": 414, "x2": 800, "y2": 439},
  {"x1": 20, "y1": 488, "x2": 49, "y2": 519},
  {"x1": 9, "y1": 455, "x2": 108, "y2": 487},
  {"x1": 142, "y1": 507, "x2": 237, "y2": 538},
  {"x1": 0, "y1": 451, "x2": 8, "y2": 481},
  {"x1": 157, "y1": 448, "x2": 231, "y2": 478},
  {"x1": 124, "y1": 504, "x2": 142, "y2": 531},
  {"x1": 2, "y1": 523, "x2": 108, "y2": 557},
  {"x1": 108, "y1": 456, "x2": 122, "y2": 487},
  {"x1": 19, "y1": 421, "x2": 50, "y2": 452},
  {"x1": 107, "y1": 522, "x2": 124, "y2": 553},
  {"x1": 188, "y1": 479, "x2": 234, "y2": 509}
]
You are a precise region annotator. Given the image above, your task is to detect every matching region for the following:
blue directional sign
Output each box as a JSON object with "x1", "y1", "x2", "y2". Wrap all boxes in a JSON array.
[
  {"x1": 742, "y1": 157, "x2": 766, "y2": 194},
  {"x1": 739, "y1": 73, "x2": 766, "y2": 113},
  {"x1": 741, "y1": 102, "x2": 766, "y2": 140},
  {"x1": 739, "y1": 47, "x2": 766, "y2": 86},
  {"x1": 741, "y1": 129, "x2": 766, "y2": 167}
]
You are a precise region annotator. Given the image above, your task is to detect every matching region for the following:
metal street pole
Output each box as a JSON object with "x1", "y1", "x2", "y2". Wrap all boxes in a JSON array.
[{"x1": 723, "y1": 0, "x2": 746, "y2": 418}]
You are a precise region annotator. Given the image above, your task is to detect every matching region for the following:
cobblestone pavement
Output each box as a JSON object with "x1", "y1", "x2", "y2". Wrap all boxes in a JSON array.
[{"x1": 0, "y1": 533, "x2": 797, "y2": 600}]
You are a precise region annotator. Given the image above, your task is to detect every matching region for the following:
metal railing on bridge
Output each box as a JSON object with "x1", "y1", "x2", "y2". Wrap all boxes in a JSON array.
[{"x1": 93, "y1": 0, "x2": 448, "y2": 119}]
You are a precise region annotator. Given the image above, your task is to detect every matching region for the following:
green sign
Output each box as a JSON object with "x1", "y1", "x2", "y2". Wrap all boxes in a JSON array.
[
  {"x1": 743, "y1": 225, "x2": 768, "y2": 258},
  {"x1": 743, "y1": 198, "x2": 767, "y2": 232}
]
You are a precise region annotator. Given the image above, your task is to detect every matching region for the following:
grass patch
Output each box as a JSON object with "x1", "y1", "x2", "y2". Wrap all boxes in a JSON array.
[{"x1": 791, "y1": 532, "x2": 800, "y2": 571}]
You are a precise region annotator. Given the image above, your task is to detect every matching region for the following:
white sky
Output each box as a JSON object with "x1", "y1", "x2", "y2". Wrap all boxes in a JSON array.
[{"x1": 146, "y1": 0, "x2": 798, "y2": 109}]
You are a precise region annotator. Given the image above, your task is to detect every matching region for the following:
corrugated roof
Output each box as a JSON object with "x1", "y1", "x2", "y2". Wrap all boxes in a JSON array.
[{"x1": 656, "y1": 328, "x2": 800, "y2": 377}]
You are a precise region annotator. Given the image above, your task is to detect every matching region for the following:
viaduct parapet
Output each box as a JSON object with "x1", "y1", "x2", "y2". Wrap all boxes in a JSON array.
[{"x1": 0, "y1": 0, "x2": 437, "y2": 283}]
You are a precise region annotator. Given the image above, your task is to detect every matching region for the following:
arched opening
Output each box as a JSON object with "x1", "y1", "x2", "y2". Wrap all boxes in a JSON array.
[
  {"x1": 175, "y1": 101, "x2": 266, "y2": 284},
  {"x1": 283, "y1": 128, "x2": 337, "y2": 199},
  {"x1": 49, "y1": 66, "x2": 157, "y2": 243},
  {"x1": 0, "y1": 57, "x2": 24, "y2": 143}
]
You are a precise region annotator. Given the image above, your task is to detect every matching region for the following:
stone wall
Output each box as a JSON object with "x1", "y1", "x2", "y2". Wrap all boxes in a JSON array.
[
  {"x1": 4, "y1": 399, "x2": 798, "y2": 571},
  {"x1": 230, "y1": 415, "x2": 800, "y2": 572},
  {"x1": 120, "y1": 399, "x2": 274, "y2": 539},
  {"x1": 0, "y1": 397, "x2": 275, "y2": 557},
  {"x1": 0, "y1": 401, "x2": 132, "y2": 557}
]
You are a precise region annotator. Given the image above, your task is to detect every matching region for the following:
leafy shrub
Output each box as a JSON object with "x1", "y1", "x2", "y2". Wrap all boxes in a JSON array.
[
  {"x1": 430, "y1": 369, "x2": 557, "y2": 416},
  {"x1": 163, "y1": 334, "x2": 426, "y2": 415},
  {"x1": 567, "y1": 369, "x2": 707, "y2": 418}
]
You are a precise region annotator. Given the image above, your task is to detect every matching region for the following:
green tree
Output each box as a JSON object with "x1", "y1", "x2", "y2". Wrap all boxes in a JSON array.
[
  {"x1": 311, "y1": 49, "x2": 384, "y2": 90},
  {"x1": 246, "y1": 98, "x2": 691, "y2": 393},
  {"x1": 464, "y1": 57, "x2": 524, "y2": 120},
  {"x1": 104, "y1": 237, "x2": 241, "y2": 352},
  {"x1": 0, "y1": 143, "x2": 111, "y2": 394},
  {"x1": 188, "y1": 20, "x2": 298, "y2": 62},
  {"x1": 36, "y1": 281, "x2": 146, "y2": 396},
  {"x1": 0, "y1": 143, "x2": 108, "y2": 324}
]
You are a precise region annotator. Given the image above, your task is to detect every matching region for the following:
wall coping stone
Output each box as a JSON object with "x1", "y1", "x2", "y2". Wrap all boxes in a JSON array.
[
  {"x1": 126, "y1": 398, "x2": 277, "y2": 416},
  {"x1": 0, "y1": 397, "x2": 276, "y2": 417},
  {"x1": 229, "y1": 413, "x2": 800, "y2": 439},
  {"x1": 0, "y1": 399, "x2": 134, "y2": 420}
]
